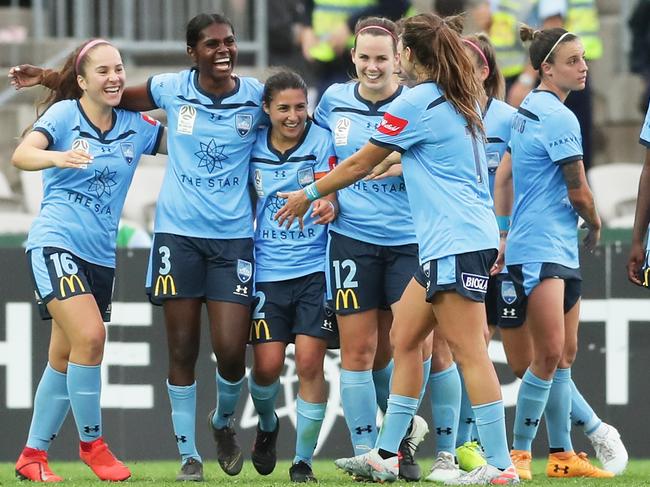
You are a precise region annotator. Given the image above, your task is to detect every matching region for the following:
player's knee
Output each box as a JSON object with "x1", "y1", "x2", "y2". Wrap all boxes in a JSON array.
[
  {"x1": 389, "y1": 326, "x2": 420, "y2": 354},
  {"x1": 532, "y1": 351, "x2": 562, "y2": 377},
  {"x1": 168, "y1": 344, "x2": 199, "y2": 371},
  {"x1": 295, "y1": 355, "x2": 324, "y2": 383},
  {"x1": 71, "y1": 324, "x2": 105, "y2": 362},
  {"x1": 252, "y1": 361, "x2": 283, "y2": 385},
  {"x1": 341, "y1": 339, "x2": 376, "y2": 370}
]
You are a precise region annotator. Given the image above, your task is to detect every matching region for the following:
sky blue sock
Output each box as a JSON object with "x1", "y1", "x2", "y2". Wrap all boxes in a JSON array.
[
  {"x1": 513, "y1": 368, "x2": 552, "y2": 451},
  {"x1": 248, "y1": 375, "x2": 279, "y2": 432},
  {"x1": 167, "y1": 380, "x2": 201, "y2": 463},
  {"x1": 429, "y1": 363, "x2": 461, "y2": 454},
  {"x1": 67, "y1": 362, "x2": 101, "y2": 442},
  {"x1": 418, "y1": 357, "x2": 432, "y2": 407},
  {"x1": 294, "y1": 396, "x2": 326, "y2": 465},
  {"x1": 26, "y1": 364, "x2": 70, "y2": 451},
  {"x1": 570, "y1": 379, "x2": 601, "y2": 434},
  {"x1": 377, "y1": 394, "x2": 419, "y2": 455},
  {"x1": 373, "y1": 360, "x2": 393, "y2": 415},
  {"x1": 456, "y1": 371, "x2": 475, "y2": 447},
  {"x1": 340, "y1": 369, "x2": 377, "y2": 455},
  {"x1": 545, "y1": 368, "x2": 573, "y2": 451},
  {"x1": 212, "y1": 371, "x2": 244, "y2": 429},
  {"x1": 473, "y1": 400, "x2": 511, "y2": 470}
]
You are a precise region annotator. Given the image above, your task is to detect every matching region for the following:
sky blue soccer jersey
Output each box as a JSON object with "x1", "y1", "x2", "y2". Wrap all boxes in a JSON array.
[
  {"x1": 147, "y1": 70, "x2": 265, "y2": 239},
  {"x1": 640, "y1": 104, "x2": 650, "y2": 147},
  {"x1": 26, "y1": 99, "x2": 163, "y2": 267},
  {"x1": 314, "y1": 82, "x2": 416, "y2": 246},
  {"x1": 369, "y1": 81, "x2": 498, "y2": 264},
  {"x1": 507, "y1": 89, "x2": 583, "y2": 268},
  {"x1": 250, "y1": 121, "x2": 335, "y2": 282},
  {"x1": 484, "y1": 98, "x2": 516, "y2": 197}
]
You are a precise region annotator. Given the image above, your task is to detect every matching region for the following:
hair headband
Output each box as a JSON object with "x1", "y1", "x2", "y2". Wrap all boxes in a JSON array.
[
  {"x1": 541, "y1": 31, "x2": 574, "y2": 65},
  {"x1": 75, "y1": 39, "x2": 110, "y2": 74},
  {"x1": 463, "y1": 39, "x2": 490, "y2": 76},
  {"x1": 356, "y1": 25, "x2": 397, "y2": 43}
]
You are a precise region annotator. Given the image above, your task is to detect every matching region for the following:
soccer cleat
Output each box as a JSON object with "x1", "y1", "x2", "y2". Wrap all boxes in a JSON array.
[
  {"x1": 587, "y1": 422, "x2": 628, "y2": 475},
  {"x1": 251, "y1": 417, "x2": 279, "y2": 475},
  {"x1": 289, "y1": 460, "x2": 317, "y2": 483},
  {"x1": 546, "y1": 451, "x2": 614, "y2": 478},
  {"x1": 208, "y1": 409, "x2": 243, "y2": 476},
  {"x1": 425, "y1": 451, "x2": 461, "y2": 482},
  {"x1": 79, "y1": 437, "x2": 131, "y2": 481},
  {"x1": 175, "y1": 458, "x2": 204, "y2": 482},
  {"x1": 456, "y1": 441, "x2": 487, "y2": 472},
  {"x1": 336, "y1": 448, "x2": 399, "y2": 483},
  {"x1": 444, "y1": 464, "x2": 519, "y2": 485},
  {"x1": 398, "y1": 414, "x2": 429, "y2": 481},
  {"x1": 509, "y1": 449, "x2": 532, "y2": 480},
  {"x1": 15, "y1": 447, "x2": 63, "y2": 482}
]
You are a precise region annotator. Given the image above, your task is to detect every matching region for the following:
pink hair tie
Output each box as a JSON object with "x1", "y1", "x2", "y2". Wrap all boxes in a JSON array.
[
  {"x1": 463, "y1": 39, "x2": 490, "y2": 76},
  {"x1": 356, "y1": 25, "x2": 398, "y2": 43},
  {"x1": 75, "y1": 39, "x2": 110, "y2": 74}
]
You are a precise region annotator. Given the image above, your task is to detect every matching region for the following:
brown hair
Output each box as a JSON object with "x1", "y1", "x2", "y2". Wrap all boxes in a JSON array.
[
  {"x1": 401, "y1": 13, "x2": 483, "y2": 136},
  {"x1": 463, "y1": 33, "x2": 505, "y2": 100},
  {"x1": 353, "y1": 16, "x2": 399, "y2": 52},
  {"x1": 520, "y1": 25, "x2": 578, "y2": 78}
]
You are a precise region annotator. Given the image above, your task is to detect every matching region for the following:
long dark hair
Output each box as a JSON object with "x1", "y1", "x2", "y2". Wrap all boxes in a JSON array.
[
  {"x1": 186, "y1": 13, "x2": 235, "y2": 48},
  {"x1": 520, "y1": 25, "x2": 578, "y2": 78},
  {"x1": 353, "y1": 16, "x2": 398, "y2": 52},
  {"x1": 463, "y1": 33, "x2": 505, "y2": 100},
  {"x1": 262, "y1": 69, "x2": 308, "y2": 107}
]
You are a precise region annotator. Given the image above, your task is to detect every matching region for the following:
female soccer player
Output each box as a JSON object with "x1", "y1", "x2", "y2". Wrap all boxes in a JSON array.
[
  {"x1": 498, "y1": 25, "x2": 613, "y2": 479},
  {"x1": 277, "y1": 13, "x2": 518, "y2": 485},
  {"x1": 12, "y1": 39, "x2": 165, "y2": 482},
  {"x1": 313, "y1": 17, "x2": 429, "y2": 481},
  {"x1": 247, "y1": 70, "x2": 337, "y2": 483}
]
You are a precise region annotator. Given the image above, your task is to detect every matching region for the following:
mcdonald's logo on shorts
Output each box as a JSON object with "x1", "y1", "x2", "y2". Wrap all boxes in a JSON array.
[
  {"x1": 154, "y1": 275, "x2": 177, "y2": 296},
  {"x1": 59, "y1": 275, "x2": 86, "y2": 298},
  {"x1": 335, "y1": 289, "x2": 359, "y2": 311},
  {"x1": 250, "y1": 319, "x2": 271, "y2": 341}
]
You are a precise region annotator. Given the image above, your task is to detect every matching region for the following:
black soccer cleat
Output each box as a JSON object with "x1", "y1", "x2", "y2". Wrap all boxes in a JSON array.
[
  {"x1": 251, "y1": 416, "x2": 280, "y2": 475},
  {"x1": 207, "y1": 409, "x2": 243, "y2": 476},
  {"x1": 289, "y1": 460, "x2": 317, "y2": 483},
  {"x1": 175, "y1": 458, "x2": 204, "y2": 482}
]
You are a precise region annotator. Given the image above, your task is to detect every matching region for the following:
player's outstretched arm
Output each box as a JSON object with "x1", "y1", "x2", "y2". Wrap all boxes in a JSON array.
[{"x1": 12, "y1": 131, "x2": 92, "y2": 171}]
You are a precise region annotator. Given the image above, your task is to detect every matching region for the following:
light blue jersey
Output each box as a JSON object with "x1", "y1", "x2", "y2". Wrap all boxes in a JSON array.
[
  {"x1": 26, "y1": 99, "x2": 162, "y2": 267},
  {"x1": 250, "y1": 121, "x2": 335, "y2": 282},
  {"x1": 484, "y1": 98, "x2": 516, "y2": 197},
  {"x1": 640, "y1": 104, "x2": 650, "y2": 147},
  {"x1": 370, "y1": 82, "x2": 498, "y2": 264},
  {"x1": 507, "y1": 90, "x2": 583, "y2": 268},
  {"x1": 147, "y1": 70, "x2": 265, "y2": 239},
  {"x1": 314, "y1": 82, "x2": 416, "y2": 246}
]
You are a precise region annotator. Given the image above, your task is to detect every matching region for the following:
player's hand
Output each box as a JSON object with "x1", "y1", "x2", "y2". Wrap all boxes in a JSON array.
[
  {"x1": 581, "y1": 221, "x2": 600, "y2": 253},
  {"x1": 365, "y1": 162, "x2": 403, "y2": 181},
  {"x1": 491, "y1": 235, "x2": 506, "y2": 276},
  {"x1": 54, "y1": 149, "x2": 93, "y2": 169},
  {"x1": 8, "y1": 64, "x2": 44, "y2": 90},
  {"x1": 311, "y1": 198, "x2": 337, "y2": 225},
  {"x1": 627, "y1": 241, "x2": 645, "y2": 286},
  {"x1": 276, "y1": 189, "x2": 310, "y2": 230}
]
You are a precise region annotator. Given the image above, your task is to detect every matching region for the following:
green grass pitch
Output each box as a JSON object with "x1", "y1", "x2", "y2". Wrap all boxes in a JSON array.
[{"x1": 3, "y1": 460, "x2": 650, "y2": 486}]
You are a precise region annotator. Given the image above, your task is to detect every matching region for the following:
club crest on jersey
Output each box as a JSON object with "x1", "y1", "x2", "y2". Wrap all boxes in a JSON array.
[
  {"x1": 462, "y1": 273, "x2": 488, "y2": 293},
  {"x1": 334, "y1": 117, "x2": 351, "y2": 146},
  {"x1": 235, "y1": 114, "x2": 253, "y2": 137},
  {"x1": 237, "y1": 259, "x2": 252, "y2": 283},
  {"x1": 254, "y1": 169, "x2": 264, "y2": 196},
  {"x1": 297, "y1": 166, "x2": 315, "y2": 187},
  {"x1": 177, "y1": 105, "x2": 196, "y2": 135},
  {"x1": 377, "y1": 113, "x2": 408, "y2": 136},
  {"x1": 501, "y1": 280, "x2": 517, "y2": 304},
  {"x1": 72, "y1": 138, "x2": 90, "y2": 154},
  {"x1": 120, "y1": 142, "x2": 135, "y2": 165}
]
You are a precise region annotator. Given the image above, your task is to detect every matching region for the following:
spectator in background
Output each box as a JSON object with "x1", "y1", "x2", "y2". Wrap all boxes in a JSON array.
[{"x1": 629, "y1": 0, "x2": 650, "y2": 114}]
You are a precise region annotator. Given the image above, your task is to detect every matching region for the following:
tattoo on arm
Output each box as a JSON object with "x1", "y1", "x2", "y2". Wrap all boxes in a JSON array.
[{"x1": 561, "y1": 161, "x2": 584, "y2": 190}]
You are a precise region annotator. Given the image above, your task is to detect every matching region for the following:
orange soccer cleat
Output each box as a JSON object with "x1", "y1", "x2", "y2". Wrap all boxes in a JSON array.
[
  {"x1": 15, "y1": 447, "x2": 63, "y2": 482},
  {"x1": 546, "y1": 451, "x2": 615, "y2": 478},
  {"x1": 79, "y1": 437, "x2": 131, "y2": 481},
  {"x1": 509, "y1": 449, "x2": 532, "y2": 480}
]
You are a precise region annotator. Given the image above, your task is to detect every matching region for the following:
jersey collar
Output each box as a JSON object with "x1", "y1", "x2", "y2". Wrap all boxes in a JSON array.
[
  {"x1": 266, "y1": 119, "x2": 313, "y2": 161},
  {"x1": 76, "y1": 100, "x2": 117, "y2": 139},
  {"x1": 353, "y1": 82, "x2": 403, "y2": 112},
  {"x1": 192, "y1": 68, "x2": 241, "y2": 103}
]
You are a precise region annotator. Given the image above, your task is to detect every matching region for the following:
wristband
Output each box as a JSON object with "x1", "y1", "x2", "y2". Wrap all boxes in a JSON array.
[
  {"x1": 496, "y1": 215, "x2": 510, "y2": 232},
  {"x1": 303, "y1": 182, "x2": 321, "y2": 202}
]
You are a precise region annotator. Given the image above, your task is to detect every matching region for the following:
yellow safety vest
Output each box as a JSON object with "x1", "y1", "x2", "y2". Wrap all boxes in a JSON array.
[
  {"x1": 565, "y1": 0, "x2": 602, "y2": 60},
  {"x1": 490, "y1": 0, "x2": 538, "y2": 78}
]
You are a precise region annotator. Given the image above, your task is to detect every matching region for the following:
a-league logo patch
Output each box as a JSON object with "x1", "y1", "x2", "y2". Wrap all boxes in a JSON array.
[
  {"x1": 501, "y1": 280, "x2": 517, "y2": 304},
  {"x1": 235, "y1": 114, "x2": 253, "y2": 137},
  {"x1": 237, "y1": 259, "x2": 252, "y2": 283},
  {"x1": 72, "y1": 138, "x2": 90, "y2": 153},
  {"x1": 254, "y1": 169, "x2": 264, "y2": 196},
  {"x1": 120, "y1": 142, "x2": 134, "y2": 165},
  {"x1": 177, "y1": 105, "x2": 196, "y2": 135},
  {"x1": 297, "y1": 166, "x2": 315, "y2": 187},
  {"x1": 461, "y1": 272, "x2": 488, "y2": 293}
]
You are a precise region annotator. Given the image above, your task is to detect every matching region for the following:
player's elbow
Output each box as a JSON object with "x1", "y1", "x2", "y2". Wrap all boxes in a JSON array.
[{"x1": 567, "y1": 187, "x2": 594, "y2": 211}]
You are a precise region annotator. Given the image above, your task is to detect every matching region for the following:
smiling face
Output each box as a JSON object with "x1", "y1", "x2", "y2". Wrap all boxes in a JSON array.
[
  {"x1": 77, "y1": 44, "x2": 125, "y2": 108},
  {"x1": 188, "y1": 22, "x2": 238, "y2": 83},
  {"x1": 264, "y1": 88, "x2": 308, "y2": 144},
  {"x1": 351, "y1": 32, "x2": 398, "y2": 94},
  {"x1": 395, "y1": 38, "x2": 418, "y2": 87},
  {"x1": 542, "y1": 39, "x2": 588, "y2": 92}
]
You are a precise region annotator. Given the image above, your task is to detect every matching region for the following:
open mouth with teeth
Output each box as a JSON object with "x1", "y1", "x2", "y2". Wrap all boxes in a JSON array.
[
  {"x1": 214, "y1": 57, "x2": 232, "y2": 70},
  {"x1": 104, "y1": 86, "x2": 121, "y2": 94}
]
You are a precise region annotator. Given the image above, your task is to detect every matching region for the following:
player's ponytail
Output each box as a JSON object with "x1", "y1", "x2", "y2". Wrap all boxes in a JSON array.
[
  {"x1": 520, "y1": 24, "x2": 578, "y2": 78},
  {"x1": 463, "y1": 33, "x2": 505, "y2": 100}
]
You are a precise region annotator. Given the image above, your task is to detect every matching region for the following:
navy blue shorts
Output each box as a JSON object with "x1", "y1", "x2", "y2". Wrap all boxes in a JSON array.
[
  {"x1": 414, "y1": 249, "x2": 497, "y2": 303},
  {"x1": 250, "y1": 272, "x2": 338, "y2": 346},
  {"x1": 327, "y1": 231, "x2": 418, "y2": 314},
  {"x1": 28, "y1": 247, "x2": 114, "y2": 321},
  {"x1": 146, "y1": 233, "x2": 254, "y2": 306},
  {"x1": 486, "y1": 272, "x2": 526, "y2": 328}
]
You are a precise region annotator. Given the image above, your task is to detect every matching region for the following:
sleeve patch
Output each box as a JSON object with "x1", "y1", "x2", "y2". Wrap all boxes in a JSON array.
[
  {"x1": 141, "y1": 114, "x2": 158, "y2": 126},
  {"x1": 328, "y1": 155, "x2": 337, "y2": 170},
  {"x1": 377, "y1": 112, "x2": 408, "y2": 136}
]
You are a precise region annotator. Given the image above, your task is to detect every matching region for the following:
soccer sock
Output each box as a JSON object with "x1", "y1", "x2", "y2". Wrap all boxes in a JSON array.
[
  {"x1": 26, "y1": 363, "x2": 70, "y2": 451},
  {"x1": 418, "y1": 356, "x2": 432, "y2": 407},
  {"x1": 513, "y1": 368, "x2": 552, "y2": 452},
  {"x1": 340, "y1": 369, "x2": 377, "y2": 455},
  {"x1": 167, "y1": 380, "x2": 201, "y2": 463},
  {"x1": 376, "y1": 394, "x2": 419, "y2": 455},
  {"x1": 248, "y1": 375, "x2": 279, "y2": 432},
  {"x1": 294, "y1": 396, "x2": 326, "y2": 465},
  {"x1": 473, "y1": 400, "x2": 511, "y2": 470},
  {"x1": 545, "y1": 368, "x2": 573, "y2": 452},
  {"x1": 67, "y1": 362, "x2": 101, "y2": 442},
  {"x1": 373, "y1": 360, "x2": 393, "y2": 414},
  {"x1": 570, "y1": 379, "x2": 602, "y2": 435},
  {"x1": 212, "y1": 370, "x2": 244, "y2": 429},
  {"x1": 429, "y1": 362, "x2": 461, "y2": 454},
  {"x1": 456, "y1": 371, "x2": 475, "y2": 446}
]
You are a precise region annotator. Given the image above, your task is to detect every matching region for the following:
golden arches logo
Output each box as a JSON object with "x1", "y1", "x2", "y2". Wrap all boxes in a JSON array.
[
  {"x1": 250, "y1": 319, "x2": 271, "y2": 341},
  {"x1": 154, "y1": 275, "x2": 177, "y2": 296},
  {"x1": 59, "y1": 275, "x2": 85, "y2": 298},
  {"x1": 643, "y1": 267, "x2": 650, "y2": 288},
  {"x1": 335, "y1": 289, "x2": 359, "y2": 311}
]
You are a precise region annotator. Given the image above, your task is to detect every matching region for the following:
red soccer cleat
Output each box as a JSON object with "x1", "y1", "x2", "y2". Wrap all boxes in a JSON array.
[
  {"x1": 79, "y1": 437, "x2": 131, "y2": 481},
  {"x1": 15, "y1": 447, "x2": 63, "y2": 482}
]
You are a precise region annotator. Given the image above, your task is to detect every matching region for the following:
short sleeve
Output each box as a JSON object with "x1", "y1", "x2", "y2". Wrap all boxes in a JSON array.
[
  {"x1": 147, "y1": 72, "x2": 179, "y2": 110},
  {"x1": 541, "y1": 109, "x2": 583, "y2": 165},
  {"x1": 369, "y1": 95, "x2": 425, "y2": 154},
  {"x1": 32, "y1": 101, "x2": 73, "y2": 147},
  {"x1": 135, "y1": 112, "x2": 163, "y2": 155},
  {"x1": 313, "y1": 91, "x2": 331, "y2": 130},
  {"x1": 315, "y1": 140, "x2": 337, "y2": 179},
  {"x1": 640, "y1": 104, "x2": 650, "y2": 148}
]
